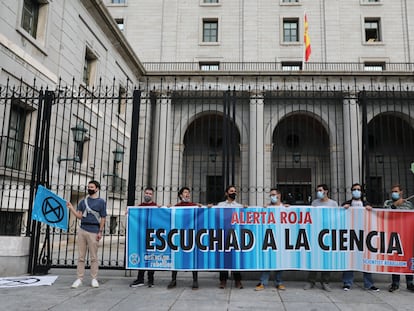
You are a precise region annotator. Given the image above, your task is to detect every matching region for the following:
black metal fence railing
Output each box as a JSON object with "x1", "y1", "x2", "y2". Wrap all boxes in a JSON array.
[
  {"x1": 1, "y1": 75, "x2": 414, "y2": 270},
  {"x1": 142, "y1": 62, "x2": 414, "y2": 73}
]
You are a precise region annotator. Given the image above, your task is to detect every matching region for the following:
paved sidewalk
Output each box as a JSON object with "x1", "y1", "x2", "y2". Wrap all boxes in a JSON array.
[{"x1": 0, "y1": 269, "x2": 413, "y2": 311}]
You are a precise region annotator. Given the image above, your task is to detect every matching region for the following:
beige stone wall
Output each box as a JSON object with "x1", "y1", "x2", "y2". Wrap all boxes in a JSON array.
[
  {"x1": 0, "y1": 237, "x2": 30, "y2": 276},
  {"x1": 106, "y1": 0, "x2": 414, "y2": 63}
]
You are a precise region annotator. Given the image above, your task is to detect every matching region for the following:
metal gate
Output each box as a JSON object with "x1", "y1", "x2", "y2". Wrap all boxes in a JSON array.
[{"x1": 1, "y1": 75, "x2": 413, "y2": 272}]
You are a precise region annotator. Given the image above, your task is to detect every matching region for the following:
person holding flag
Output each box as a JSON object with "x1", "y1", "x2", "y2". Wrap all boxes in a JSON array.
[{"x1": 67, "y1": 180, "x2": 107, "y2": 289}]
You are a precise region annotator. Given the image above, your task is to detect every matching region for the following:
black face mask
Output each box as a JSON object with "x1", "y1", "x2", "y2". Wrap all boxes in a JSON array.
[
  {"x1": 228, "y1": 193, "x2": 236, "y2": 200},
  {"x1": 87, "y1": 189, "x2": 96, "y2": 195}
]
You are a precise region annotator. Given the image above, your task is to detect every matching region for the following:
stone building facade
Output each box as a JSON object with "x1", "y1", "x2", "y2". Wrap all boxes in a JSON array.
[
  {"x1": 0, "y1": 0, "x2": 144, "y2": 275},
  {"x1": 105, "y1": 0, "x2": 414, "y2": 207},
  {"x1": 0, "y1": 0, "x2": 413, "y2": 273}
]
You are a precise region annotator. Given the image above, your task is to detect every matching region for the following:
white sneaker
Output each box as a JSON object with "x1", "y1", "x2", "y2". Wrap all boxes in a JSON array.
[
  {"x1": 71, "y1": 279, "x2": 82, "y2": 289},
  {"x1": 91, "y1": 279, "x2": 99, "y2": 288}
]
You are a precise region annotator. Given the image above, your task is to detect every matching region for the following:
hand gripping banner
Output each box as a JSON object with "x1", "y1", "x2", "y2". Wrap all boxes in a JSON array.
[{"x1": 126, "y1": 206, "x2": 414, "y2": 274}]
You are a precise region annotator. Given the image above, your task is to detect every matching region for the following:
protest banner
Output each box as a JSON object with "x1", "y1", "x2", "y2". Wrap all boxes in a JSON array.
[{"x1": 126, "y1": 206, "x2": 414, "y2": 274}]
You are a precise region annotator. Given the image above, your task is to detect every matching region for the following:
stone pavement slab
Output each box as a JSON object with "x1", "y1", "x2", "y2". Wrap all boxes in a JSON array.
[{"x1": 0, "y1": 269, "x2": 413, "y2": 311}]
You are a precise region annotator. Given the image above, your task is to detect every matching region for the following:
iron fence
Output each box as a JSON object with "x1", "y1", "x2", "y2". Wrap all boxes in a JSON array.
[
  {"x1": 1, "y1": 75, "x2": 414, "y2": 271},
  {"x1": 143, "y1": 62, "x2": 414, "y2": 74}
]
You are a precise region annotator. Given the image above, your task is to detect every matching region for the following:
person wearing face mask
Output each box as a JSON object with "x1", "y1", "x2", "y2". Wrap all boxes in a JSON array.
[
  {"x1": 384, "y1": 184, "x2": 414, "y2": 292},
  {"x1": 341, "y1": 183, "x2": 379, "y2": 292},
  {"x1": 167, "y1": 187, "x2": 201, "y2": 290},
  {"x1": 255, "y1": 188, "x2": 287, "y2": 291},
  {"x1": 217, "y1": 185, "x2": 244, "y2": 289},
  {"x1": 303, "y1": 184, "x2": 338, "y2": 292},
  {"x1": 130, "y1": 187, "x2": 158, "y2": 288},
  {"x1": 67, "y1": 180, "x2": 107, "y2": 289}
]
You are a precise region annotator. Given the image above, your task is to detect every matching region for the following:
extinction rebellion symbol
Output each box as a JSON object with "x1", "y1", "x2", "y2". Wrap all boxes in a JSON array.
[{"x1": 42, "y1": 196, "x2": 65, "y2": 224}]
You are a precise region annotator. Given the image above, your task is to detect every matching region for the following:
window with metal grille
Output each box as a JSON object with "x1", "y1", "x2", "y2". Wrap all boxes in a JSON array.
[
  {"x1": 0, "y1": 211, "x2": 23, "y2": 236},
  {"x1": 6, "y1": 105, "x2": 27, "y2": 170}
]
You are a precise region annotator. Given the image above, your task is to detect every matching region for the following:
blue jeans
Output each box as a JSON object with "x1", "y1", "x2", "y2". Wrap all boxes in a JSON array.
[
  {"x1": 260, "y1": 271, "x2": 283, "y2": 286},
  {"x1": 392, "y1": 274, "x2": 414, "y2": 285},
  {"x1": 342, "y1": 271, "x2": 375, "y2": 288}
]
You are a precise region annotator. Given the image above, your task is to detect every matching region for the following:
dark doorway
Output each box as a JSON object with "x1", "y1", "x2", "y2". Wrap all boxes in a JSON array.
[
  {"x1": 277, "y1": 184, "x2": 312, "y2": 205},
  {"x1": 206, "y1": 175, "x2": 224, "y2": 205}
]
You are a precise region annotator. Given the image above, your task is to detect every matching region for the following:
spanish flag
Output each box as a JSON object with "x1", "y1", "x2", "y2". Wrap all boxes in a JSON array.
[{"x1": 304, "y1": 14, "x2": 311, "y2": 62}]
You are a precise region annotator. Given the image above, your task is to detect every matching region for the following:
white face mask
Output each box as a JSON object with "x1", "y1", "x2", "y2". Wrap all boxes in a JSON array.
[
  {"x1": 391, "y1": 192, "x2": 400, "y2": 201},
  {"x1": 316, "y1": 191, "x2": 325, "y2": 199},
  {"x1": 270, "y1": 195, "x2": 278, "y2": 204},
  {"x1": 352, "y1": 190, "x2": 361, "y2": 199}
]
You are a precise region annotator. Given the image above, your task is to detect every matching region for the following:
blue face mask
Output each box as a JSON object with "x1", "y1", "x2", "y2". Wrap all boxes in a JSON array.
[
  {"x1": 316, "y1": 191, "x2": 325, "y2": 199},
  {"x1": 270, "y1": 195, "x2": 278, "y2": 204},
  {"x1": 391, "y1": 192, "x2": 400, "y2": 201},
  {"x1": 352, "y1": 190, "x2": 361, "y2": 199}
]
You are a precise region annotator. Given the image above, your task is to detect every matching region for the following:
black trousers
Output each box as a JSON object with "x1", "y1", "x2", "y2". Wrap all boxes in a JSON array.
[
  {"x1": 220, "y1": 271, "x2": 241, "y2": 282},
  {"x1": 171, "y1": 270, "x2": 198, "y2": 281},
  {"x1": 137, "y1": 270, "x2": 154, "y2": 283}
]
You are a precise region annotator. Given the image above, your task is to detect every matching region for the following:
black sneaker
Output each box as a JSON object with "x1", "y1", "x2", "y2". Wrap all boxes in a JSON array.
[
  {"x1": 343, "y1": 285, "x2": 350, "y2": 291},
  {"x1": 130, "y1": 280, "x2": 145, "y2": 288},
  {"x1": 388, "y1": 283, "x2": 399, "y2": 292},
  {"x1": 406, "y1": 283, "x2": 414, "y2": 292},
  {"x1": 368, "y1": 286, "x2": 380, "y2": 292},
  {"x1": 148, "y1": 282, "x2": 154, "y2": 288}
]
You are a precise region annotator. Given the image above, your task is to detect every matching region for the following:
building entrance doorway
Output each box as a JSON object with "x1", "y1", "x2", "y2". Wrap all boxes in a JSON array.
[
  {"x1": 277, "y1": 184, "x2": 312, "y2": 205},
  {"x1": 206, "y1": 175, "x2": 224, "y2": 205}
]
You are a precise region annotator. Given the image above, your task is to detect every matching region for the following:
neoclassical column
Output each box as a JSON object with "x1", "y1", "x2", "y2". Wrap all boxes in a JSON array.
[
  {"x1": 151, "y1": 93, "x2": 173, "y2": 205},
  {"x1": 263, "y1": 142, "x2": 273, "y2": 196},
  {"x1": 170, "y1": 142, "x2": 184, "y2": 201},
  {"x1": 249, "y1": 94, "x2": 265, "y2": 206},
  {"x1": 329, "y1": 143, "x2": 341, "y2": 203},
  {"x1": 239, "y1": 143, "x2": 249, "y2": 205},
  {"x1": 342, "y1": 95, "x2": 362, "y2": 194}
]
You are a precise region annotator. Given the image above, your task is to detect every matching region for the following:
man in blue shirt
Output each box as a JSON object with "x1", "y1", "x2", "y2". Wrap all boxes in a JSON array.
[{"x1": 67, "y1": 180, "x2": 107, "y2": 288}]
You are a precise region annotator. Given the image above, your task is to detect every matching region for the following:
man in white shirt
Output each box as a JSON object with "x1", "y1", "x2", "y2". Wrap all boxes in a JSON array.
[{"x1": 217, "y1": 185, "x2": 243, "y2": 289}]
